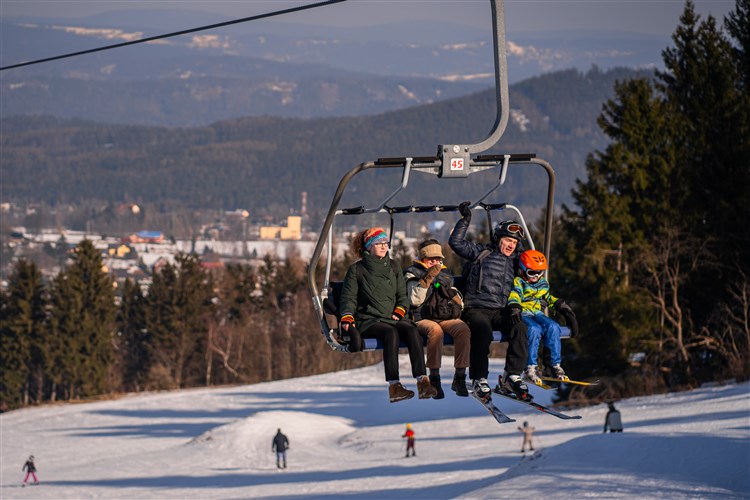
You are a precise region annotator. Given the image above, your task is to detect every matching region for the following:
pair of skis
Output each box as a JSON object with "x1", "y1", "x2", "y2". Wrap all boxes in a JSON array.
[{"x1": 467, "y1": 378, "x2": 598, "y2": 423}]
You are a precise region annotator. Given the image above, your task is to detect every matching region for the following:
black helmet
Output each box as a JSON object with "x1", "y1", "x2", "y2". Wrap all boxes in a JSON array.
[{"x1": 492, "y1": 220, "x2": 525, "y2": 242}]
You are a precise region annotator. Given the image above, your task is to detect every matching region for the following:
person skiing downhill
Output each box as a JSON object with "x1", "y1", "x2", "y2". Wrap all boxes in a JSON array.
[
  {"x1": 22, "y1": 455, "x2": 39, "y2": 486},
  {"x1": 518, "y1": 421, "x2": 535, "y2": 452},
  {"x1": 402, "y1": 423, "x2": 416, "y2": 457},
  {"x1": 272, "y1": 429, "x2": 290, "y2": 469}
]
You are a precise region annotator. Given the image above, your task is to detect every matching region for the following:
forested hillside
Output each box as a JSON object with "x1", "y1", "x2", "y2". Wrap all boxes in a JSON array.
[{"x1": 1, "y1": 66, "x2": 639, "y2": 224}]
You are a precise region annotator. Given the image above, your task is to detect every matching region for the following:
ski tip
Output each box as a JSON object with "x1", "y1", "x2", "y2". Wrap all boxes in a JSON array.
[
  {"x1": 539, "y1": 377, "x2": 600, "y2": 386},
  {"x1": 532, "y1": 381, "x2": 553, "y2": 390}
]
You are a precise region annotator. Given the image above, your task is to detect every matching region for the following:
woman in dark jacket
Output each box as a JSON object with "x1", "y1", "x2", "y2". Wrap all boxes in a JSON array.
[{"x1": 339, "y1": 227, "x2": 437, "y2": 403}]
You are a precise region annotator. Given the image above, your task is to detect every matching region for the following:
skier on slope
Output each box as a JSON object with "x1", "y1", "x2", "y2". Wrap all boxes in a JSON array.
[
  {"x1": 402, "y1": 423, "x2": 416, "y2": 457},
  {"x1": 272, "y1": 429, "x2": 290, "y2": 469},
  {"x1": 518, "y1": 421, "x2": 535, "y2": 452},
  {"x1": 22, "y1": 455, "x2": 39, "y2": 486}
]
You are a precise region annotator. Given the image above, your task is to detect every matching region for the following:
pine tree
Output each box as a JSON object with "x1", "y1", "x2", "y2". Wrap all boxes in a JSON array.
[
  {"x1": 725, "y1": 0, "x2": 750, "y2": 91},
  {"x1": 555, "y1": 1, "x2": 750, "y2": 388},
  {"x1": 555, "y1": 78, "x2": 676, "y2": 376},
  {"x1": 144, "y1": 253, "x2": 212, "y2": 388},
  {"x1": 658, "y1": 0, "x2": 750, "y2": 322},
  {"x1": 0, "y1": 259, "x2": 47, "y2": 409},
  {"x1": 47, "y1": 240, "x2": 116, "y2": 399},
  {"x1": 118, "y1": 279, "x2": 149, "y2": 392}
]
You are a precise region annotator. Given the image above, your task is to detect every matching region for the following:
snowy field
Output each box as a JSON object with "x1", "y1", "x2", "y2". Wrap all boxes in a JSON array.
[{"x1": 1, "y1": 357, "x2": 748, "y2": 499}]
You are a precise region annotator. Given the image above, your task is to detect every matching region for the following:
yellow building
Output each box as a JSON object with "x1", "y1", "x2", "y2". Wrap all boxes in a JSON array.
[{"x1": 260, "y1": 216, "x2": 301, "y2": 240}]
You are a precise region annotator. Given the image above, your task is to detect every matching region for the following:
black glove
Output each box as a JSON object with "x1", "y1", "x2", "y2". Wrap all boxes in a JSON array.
[
  {"x1": 458, "y1": 201, "x2": 472, "y2": 222},
  {"x1": 508, "y1": 304, "x2": 522, "y2": 326},
  {"x1": 556, "y1": 300, "x2": 578, "y2": 338}
]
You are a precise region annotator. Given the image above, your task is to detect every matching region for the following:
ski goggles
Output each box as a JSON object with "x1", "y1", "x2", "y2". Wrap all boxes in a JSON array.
[
  {"x1": 526, "y1": 269, "x2": 544, "y2": 277},
  {"x1": 504, "y1": 223, "x2": 525, "y2": 238}
]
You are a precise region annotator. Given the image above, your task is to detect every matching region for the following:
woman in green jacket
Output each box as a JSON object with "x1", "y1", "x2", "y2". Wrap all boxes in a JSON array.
[{"x1": 339, "y1": 227, "x2": 437, "y2": 403}]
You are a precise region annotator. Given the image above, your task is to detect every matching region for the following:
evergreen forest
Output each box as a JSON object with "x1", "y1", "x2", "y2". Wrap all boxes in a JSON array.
[{"x1": 1, "y1": 1, "x2": 749, "y2": 411}]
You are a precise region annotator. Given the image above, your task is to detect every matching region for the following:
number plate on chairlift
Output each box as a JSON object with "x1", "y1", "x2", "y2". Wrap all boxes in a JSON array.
[{"x1": 438, "y1": 145, "x2": 470, "y2": 178}]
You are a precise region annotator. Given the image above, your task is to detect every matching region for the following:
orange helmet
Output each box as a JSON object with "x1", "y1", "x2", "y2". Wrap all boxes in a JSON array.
[{"x1": 520, "y1": 250, "x2": 547, "y2": 277}]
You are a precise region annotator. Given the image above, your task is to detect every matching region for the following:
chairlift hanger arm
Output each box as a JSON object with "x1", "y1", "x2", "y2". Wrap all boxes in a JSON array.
[{"x1": 437, "y1": 0, "x2": 509, "y2": 178}]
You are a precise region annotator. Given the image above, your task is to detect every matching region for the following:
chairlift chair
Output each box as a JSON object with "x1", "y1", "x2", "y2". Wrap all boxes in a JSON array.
[{"x1": 307, "y1": 0, "x2": 569, "y2": 352}]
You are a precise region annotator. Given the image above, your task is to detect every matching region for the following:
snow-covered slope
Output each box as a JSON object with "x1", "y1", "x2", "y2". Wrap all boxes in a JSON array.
[{"x1": 1, "y1": 357, "x2": 748, "y2": 499}]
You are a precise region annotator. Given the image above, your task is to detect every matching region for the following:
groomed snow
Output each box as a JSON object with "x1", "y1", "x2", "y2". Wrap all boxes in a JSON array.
[{"x1": 2, "y1": 357, "x2": 748, "y2": 499}]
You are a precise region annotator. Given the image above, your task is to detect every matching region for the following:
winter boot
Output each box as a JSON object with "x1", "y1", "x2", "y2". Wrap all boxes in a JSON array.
[
  {"x1": 451, "y1": 373, "x2": 469, "y2": 397},
  {"x1": 552, "y1": 364, "x2": 569, "y2": 382},
  {"x1": 523, "y1": 365, "x2": 543, "y2": 386},
  {"x1": 389, "y1": 382, "x2": 415, "y2": 403},
  {"x1": 472, "y1": 378, "x2": 492, "y2": 400},
  {"x1": 417, "y1": 376, "x2": 438, "y2": 399},
  {"x1": 429, "y1": 374, "x2": 445, "y2": 399},
  {"x1": 498, "y1": 371, "x2": 533, "y2": 401}
]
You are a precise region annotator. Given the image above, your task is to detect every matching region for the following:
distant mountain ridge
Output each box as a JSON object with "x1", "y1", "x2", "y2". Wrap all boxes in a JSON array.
[
  {"x1": 0, "y1": 67, "x2": 643, "y2": 224},
  {"x1": 1, "y1": 11, "x2": 666, "y2": 125}
]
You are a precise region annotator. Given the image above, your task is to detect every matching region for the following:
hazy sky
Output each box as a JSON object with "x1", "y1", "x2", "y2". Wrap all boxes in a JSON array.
[{"x1": 0, "y1": 0, "x2": 737, "y2": 36}]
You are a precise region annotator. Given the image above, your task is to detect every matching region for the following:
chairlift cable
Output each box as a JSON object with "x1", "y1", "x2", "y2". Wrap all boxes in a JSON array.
[{"x1": 0, "y1": 0, "x2": 347, "y2": 71}]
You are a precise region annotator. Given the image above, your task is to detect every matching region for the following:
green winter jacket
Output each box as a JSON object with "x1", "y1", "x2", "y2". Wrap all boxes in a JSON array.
[{"x1": 338, "y1": 251, "x2": 409, "y2": 334}]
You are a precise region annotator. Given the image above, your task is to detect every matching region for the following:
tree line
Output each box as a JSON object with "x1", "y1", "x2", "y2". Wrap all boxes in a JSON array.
[
  {"x1": 2, "y1": 1, "x2": 748, "y2": 411},
  {"x1": 551, "y1": 0, "x2": 749, "y2": 402},
  {"x1": 0, "y1": 240, "x2": 378, "y2": 411},
  {"x1": 1, "y1": 66, "x2": 639, "y2": 225}
]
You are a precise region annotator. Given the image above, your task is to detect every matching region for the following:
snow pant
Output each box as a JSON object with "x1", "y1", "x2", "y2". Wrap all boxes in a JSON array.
[
  {"x1": 276, "y1": 450, "x2": 287, "y2": 467},
  {"x1": 521, "y1": 434, "x2": 533, "y2": 451},
  {"x1": 362, "y1": 320, "x2": 426, "y2": 382},
  {"x1": 416, "y1": 318, "x2": 470, "y2": 370},
  {"x1": 462, "y1": 307, "x2": 528, "y2": 380},
  {"x1": 405, "y1": 438, "x2": 415, "y2": 456},
  {"x1": 523, "y1": 314, "x2": 562, "y2": 367},
  {"x1": 23, "y1": 472, "x2": 38, "y2": 484}
]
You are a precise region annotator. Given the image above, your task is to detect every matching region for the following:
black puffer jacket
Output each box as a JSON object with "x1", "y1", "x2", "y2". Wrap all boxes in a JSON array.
[{"x1": 449, "y1": 217, "x2": 519, "y2": 309}]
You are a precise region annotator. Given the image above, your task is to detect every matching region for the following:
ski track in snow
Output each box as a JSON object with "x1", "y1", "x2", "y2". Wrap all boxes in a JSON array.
[{"x1": 1, "y1": 357, "x2": 748, "y2": 499}]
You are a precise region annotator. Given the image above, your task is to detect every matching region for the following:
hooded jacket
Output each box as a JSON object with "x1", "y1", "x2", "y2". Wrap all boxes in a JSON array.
[
  {"x1": 449, "y1": 217, "x2": 519, "y2": 310},
  {"x1": 339, "y1": 251, "x2": 410, "y2": 333}
]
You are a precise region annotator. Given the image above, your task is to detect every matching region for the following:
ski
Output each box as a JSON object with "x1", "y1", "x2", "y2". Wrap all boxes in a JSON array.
[
  {"x1": 467, "y1": 384, "x2": 516, "y2": 424},
  {"x1": 539, "y1": 377, "x2": 600, "y2": 387},
  {"x1": 529, "y1": 380, "x2": 553, "y2": 390},
  {"x1": 492, "y1": 387, "x2": 582, "y2": 420}
]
